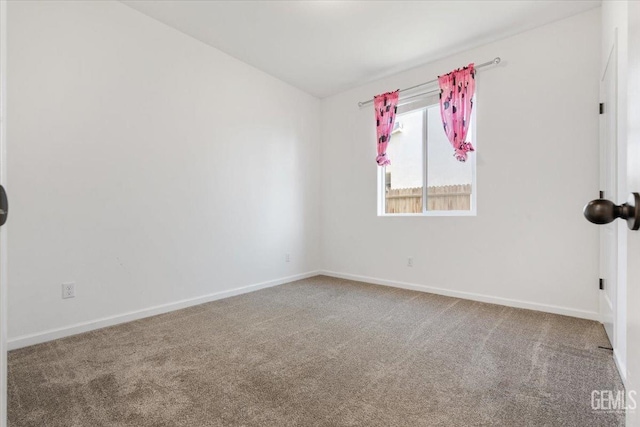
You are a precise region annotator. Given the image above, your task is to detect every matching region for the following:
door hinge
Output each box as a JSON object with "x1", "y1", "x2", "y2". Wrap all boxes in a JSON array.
[
  {"x1": 599, "y1": 103, "x2": 604, "y2": 114},
  {"x1": 599, "y1": 278, "x2": 604, "y2": 290}
]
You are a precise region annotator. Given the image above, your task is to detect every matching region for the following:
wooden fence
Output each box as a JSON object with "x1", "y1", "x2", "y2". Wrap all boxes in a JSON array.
[{"x1": 385, "y1": 184, "x2": 471, "y2": 213}]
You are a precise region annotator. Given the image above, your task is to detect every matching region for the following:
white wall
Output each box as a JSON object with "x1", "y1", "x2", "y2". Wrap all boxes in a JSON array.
[
  {"x1": 5, "y1": 2, "x2": 605, "y2": 349},
  {"x1": 7, "y1": 1, "x2": 320, "y2": 343},
  {"x1": 320, "y1": 9, "x2": 601, "y2": 319}
]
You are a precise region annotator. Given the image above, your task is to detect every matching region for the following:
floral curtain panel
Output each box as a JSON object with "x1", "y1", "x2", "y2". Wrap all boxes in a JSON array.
[
  {"x1": 374, "y1": 90, "x2": 400, "y2": 166},
  {"x1": 438, "y1": 64, "x2": 476, "y2": 162}
]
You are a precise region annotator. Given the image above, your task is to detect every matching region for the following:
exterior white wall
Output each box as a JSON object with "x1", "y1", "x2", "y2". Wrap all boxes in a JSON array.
[
  {"x1": 386, "y1": 110, "x2": 423, "y2": 190},
  {"x1": 7, "y1": 1, "x2": 321, "y2": 343},
  {"x1": 320, "y1": 9, "x2": 602, "y2": 319}
]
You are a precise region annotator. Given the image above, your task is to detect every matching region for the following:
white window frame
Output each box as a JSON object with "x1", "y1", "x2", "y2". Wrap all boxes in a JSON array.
[{"x1": 377, "y1": 99, "x2": 477, "y2": 217}]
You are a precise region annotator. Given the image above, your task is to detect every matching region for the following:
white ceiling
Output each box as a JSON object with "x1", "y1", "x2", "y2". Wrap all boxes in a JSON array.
[{"x1": 121, "y1": 0, "x2": 600, "y2": 98}]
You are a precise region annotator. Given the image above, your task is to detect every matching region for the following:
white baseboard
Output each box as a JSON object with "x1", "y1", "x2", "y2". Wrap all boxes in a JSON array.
[
  {"x1": 320, "y1": 270, "x2": 600, "y2": 321},
  {"x1": 614, "y1": 349, "x2": 628, "y2": 388},
  {"x1": 8, "y1": 269, "x2": 601, "y2": 350},
  {"x1": 7, "y1": 271, "x2": 320, "y2": 351}
]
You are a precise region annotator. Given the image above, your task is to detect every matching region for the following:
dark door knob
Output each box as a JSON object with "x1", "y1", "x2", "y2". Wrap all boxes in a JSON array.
[
  {"x1": 0, "y1": 185, "x2": 7, "y2": 226},
  {"x1": 583, "y1": 192, "x2": 640, "y2": 230}
]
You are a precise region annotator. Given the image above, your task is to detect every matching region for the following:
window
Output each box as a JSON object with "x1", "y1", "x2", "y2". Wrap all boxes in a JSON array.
[{"x1": 378, "y1": 97, "x2": 476, "y2": 216}]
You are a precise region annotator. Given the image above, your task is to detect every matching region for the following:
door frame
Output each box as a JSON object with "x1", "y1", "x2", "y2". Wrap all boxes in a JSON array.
[{"x1": 600, "y1": 38, "x2": 618, "y2": 346}]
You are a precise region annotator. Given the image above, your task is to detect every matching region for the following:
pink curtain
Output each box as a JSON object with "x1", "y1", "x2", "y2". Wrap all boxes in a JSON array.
[
  {"x1": 438, "y1": 64, "x2": 476, "y2": 162},
  {"x1": 374, "y1": 90, "x2": 400, "y2": 166}
]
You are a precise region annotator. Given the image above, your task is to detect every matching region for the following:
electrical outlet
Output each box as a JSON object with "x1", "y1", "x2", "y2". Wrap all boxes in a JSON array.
[
  {"x1": 407, "y1": 257, "x2": 414, "y2": 267},
  {"x1": 62, "y1": 282, "x2": 75, "y2": 299},
  {"x1": 285, "y1": 253, "x2": 290, "y2": 263}
]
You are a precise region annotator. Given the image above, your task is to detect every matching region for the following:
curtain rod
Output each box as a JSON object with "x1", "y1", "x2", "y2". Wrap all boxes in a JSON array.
[{"x1": 357, "y1": 57, "x2": 501, "y2": 108}]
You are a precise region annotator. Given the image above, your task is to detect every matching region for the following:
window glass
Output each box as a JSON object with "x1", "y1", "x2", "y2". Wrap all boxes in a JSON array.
[
  {"x1": 426, "y1": 106, "x2": 473, "y2": 211},
  {"x1": 380, "y1": 100, "x2": 475, "y2": 216},
  {"x1": 384, "y1": 109, "x2": 424, "y2": 214}
]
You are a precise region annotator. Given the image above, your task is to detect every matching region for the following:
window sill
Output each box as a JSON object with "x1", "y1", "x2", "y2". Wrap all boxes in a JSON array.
[{"x1": 377, "y1": 210, "x2": 477, "y2": 217}]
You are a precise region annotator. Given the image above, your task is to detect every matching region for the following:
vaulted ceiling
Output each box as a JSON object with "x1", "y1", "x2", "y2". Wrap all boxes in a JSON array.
[{"x1": 122, "y1": 1, "x2": 600, "y2": 98}]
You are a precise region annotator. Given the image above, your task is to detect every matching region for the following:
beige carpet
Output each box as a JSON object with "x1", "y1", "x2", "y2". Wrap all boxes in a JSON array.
[{"x1": 8, "y1": 276, "x2": 624, "y2": 426}]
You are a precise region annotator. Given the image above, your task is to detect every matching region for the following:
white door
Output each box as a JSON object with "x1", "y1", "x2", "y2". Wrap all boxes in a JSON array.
[
  {"x1": 0, "y1": 1, "x2": 7, "y2": 426},
  {"x1": 625, "y1": 3, "x2": 640, "y2": 425},
  {"x1": 600, "y1": 39, "x2": 618, "y2": 346}
]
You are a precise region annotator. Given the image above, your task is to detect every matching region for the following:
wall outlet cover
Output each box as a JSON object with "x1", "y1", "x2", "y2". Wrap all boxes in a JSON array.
[{"x1": 62, "y1": 282, "x2": 75, "y2": 299}]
